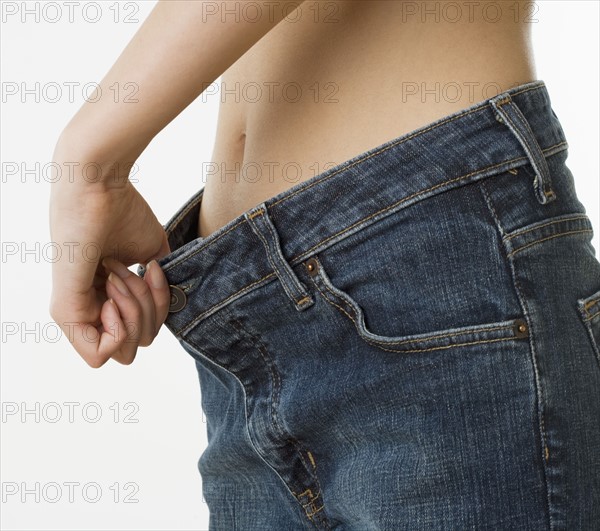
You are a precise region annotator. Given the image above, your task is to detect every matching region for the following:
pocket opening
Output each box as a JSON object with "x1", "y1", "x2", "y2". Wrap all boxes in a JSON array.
[{"x1": 305, "y1": 255, "x2": 529, "y2": 354}]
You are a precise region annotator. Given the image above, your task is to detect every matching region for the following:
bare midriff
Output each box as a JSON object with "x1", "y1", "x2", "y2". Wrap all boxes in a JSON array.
[{"x1": 198, "y1": 0, "x2": 537, "y2": 238}]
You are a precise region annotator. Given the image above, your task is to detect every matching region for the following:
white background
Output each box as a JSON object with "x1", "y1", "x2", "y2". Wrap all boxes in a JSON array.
[{"x1": 1, "y1": 1, "x2": 599, "y2": 530}]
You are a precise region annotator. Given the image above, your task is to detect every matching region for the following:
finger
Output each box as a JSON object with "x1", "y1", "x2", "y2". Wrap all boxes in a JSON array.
[
  {"x1": 105, "y1": 272, "x2": 142, "y2": 362},
  {"x1": 68, "y1": 298, "x2": 127, "y2": 368},
  {"x1": 96, "y1": 298, "x2": 136, "y2": 366},
  {"x1": 104, "y1": 258, "x2": 157, "y2": 346},
  {"x1": 143, "y1": 260, "x2": 171, "y2": 334}
]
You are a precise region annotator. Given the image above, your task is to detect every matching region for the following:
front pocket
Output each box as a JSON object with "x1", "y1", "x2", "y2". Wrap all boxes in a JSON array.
[
  {"x1": 305, "y1": 255, "x2": 530, "y2": 354},
  {"x1": 576, "y1": 287, "x2": 600, "y2": 367}
]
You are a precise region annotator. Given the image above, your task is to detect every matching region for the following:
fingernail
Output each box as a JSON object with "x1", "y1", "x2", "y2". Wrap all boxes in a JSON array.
[
  {"x1": 146, "y1": 260, "x2": 167, "y2": 289},
  {"x1": 108, "y1": 272, "x2": 130, "y2": 296},
  {"x1": 105, "y1": 258, "x2": 132, "y2": 279}
]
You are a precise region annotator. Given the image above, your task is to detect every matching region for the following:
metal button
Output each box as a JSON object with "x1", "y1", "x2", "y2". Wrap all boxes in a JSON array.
[
  {"x1": 305, "y1": 257, "x2": 319, "y2": 277},
  {"x1": 513, "y1": 318, "x2": 529, "y2": 338},
  {"x1": 169, "y1": 285, "x2": 187, "y2": 313}
]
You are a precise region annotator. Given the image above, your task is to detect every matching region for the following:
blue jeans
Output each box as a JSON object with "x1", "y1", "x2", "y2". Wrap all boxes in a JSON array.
[{"x1": 138, "y1": 80, "x2": 600, "y2": 530}]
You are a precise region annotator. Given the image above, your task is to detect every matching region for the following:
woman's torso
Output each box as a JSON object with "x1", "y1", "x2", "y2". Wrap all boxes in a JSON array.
[{"x1": 198, "y1": 0, "x2": 537, "y2": 238}]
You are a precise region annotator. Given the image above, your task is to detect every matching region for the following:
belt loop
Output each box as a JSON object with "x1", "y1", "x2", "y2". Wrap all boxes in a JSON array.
[
  {"x1": 244, "y1": 202, "x2": 315, "y2": 312},
  {"x1": 490, "y1": 92, "x2": 557, "y2": 205}
]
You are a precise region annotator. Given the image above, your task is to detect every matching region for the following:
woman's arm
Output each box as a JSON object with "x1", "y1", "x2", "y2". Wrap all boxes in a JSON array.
[
  {"x1": 57, "y1": 0, "x2": 306, "y2": 187},
  {"x1": 50, "y1": 0, "x2": 306, "y2": 369}
]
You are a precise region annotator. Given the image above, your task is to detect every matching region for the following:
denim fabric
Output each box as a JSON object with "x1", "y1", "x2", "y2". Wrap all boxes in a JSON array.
[{"x1": 137, "y1": 80, "x2": 600, "y2": 530}]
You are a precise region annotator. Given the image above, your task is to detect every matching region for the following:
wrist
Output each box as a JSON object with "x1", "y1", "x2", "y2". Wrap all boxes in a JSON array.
[{"x1": 51, "y1": 128, "x2": 139, "y2": 190}]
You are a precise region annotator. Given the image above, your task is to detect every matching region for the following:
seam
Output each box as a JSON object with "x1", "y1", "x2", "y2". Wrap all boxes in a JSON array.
[
  {"x1": 263, "y1": 208, "x2": 310, "y2": 301},
  {"x1": 247, "y1": 215, "x2": 299, "y2": 305},
  {"x1": 165, "y1": 140, "x2": 567, "y2": 278},
  {"x1": 180, "y1": 333, "x2": 306, "y2": 530},
  {"x1": 312, "y1": 275, "x2": 520, "y2": 354},
  {"x1": 165, "y1": 191, "x2": 203, "y2": 236},
  {"x1": 583, "y1": 309, "x2": 600, "y2": 322},
  {"x1": 175, "y1": 142, "x2": 568, "y2": 336},
  {"x1": 268, "y1": 84, "x2": 545, "y2": 209},
  {"x1": 506, "y1": 229, "x2": 593, "y2": 258},
  {"x1": 478, "y1": 179, "x2": 507, "y2": 238},
  {"x1": 248, "y1": 207, "x2": 265, "y2": 219},
  {"x1": 317, "y1": 272, "x2": 516, "y2": 346},
  {"x1": 175, "y1": 272, "x2": 276, "y2": 336},
  {"x1": 293, "y1": 145, "x2": 565, "y2": 260},
  {"x1": 496, "y1": 104, "x2": 548, "y2": 192},
  {"x1": 504, "y1": 214, "x2": 590, "y2": 240},
  {"x1": 477, "y1": 175, "x2": 553, "y2": 529},
  {"x1": 227, "y1": 317, "x2": 328, "y2": 528},
  {"x1": 584, "y1": 297, "x2": 600, "y2": 312},
  {"x1": 301, "y1": 158, "x2": 529, "y2": 256},
  {"x1": 164, "y1": 217, "x2": 247, "y2": 273}
]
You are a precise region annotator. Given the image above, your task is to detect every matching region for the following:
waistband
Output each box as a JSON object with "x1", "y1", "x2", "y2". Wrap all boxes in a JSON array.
[{"x1": 138, "y1": 80, "x2": 568, "y2": 338}]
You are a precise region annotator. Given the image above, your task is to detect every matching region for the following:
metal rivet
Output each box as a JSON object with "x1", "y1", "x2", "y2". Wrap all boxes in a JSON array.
[
  {"x1": 169, "y1": 285, "x2": 187, "y2": 313},
  {"x1": 305, "y1": 257, "x2": 319, "y2": 277},
  {"x1": 514, "y1": 319, "x2": 529, "y2": 338}
]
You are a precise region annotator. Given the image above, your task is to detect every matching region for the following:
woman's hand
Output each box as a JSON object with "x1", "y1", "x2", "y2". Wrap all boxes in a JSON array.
[
  {"x1": 49, "y1": 173, "x2": 172, "y2": 368},
  {"x1": 47, "y1": 0, "x2": 308, "y2": 367}
]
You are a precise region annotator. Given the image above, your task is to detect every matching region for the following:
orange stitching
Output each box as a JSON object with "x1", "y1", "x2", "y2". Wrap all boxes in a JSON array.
[
  {"x1": 296, "y1": 488, "x2": 314, "y2": 499},
  {"x1": 164, "y1": 218, "x2": 246, "y2": 273},
  {"x1": 164, "y1": 193, "x2": 203, "y2": 236},
  {"x1": 508, "y1": 168, "x2": 519, "y2": 175},
  {"x1": 504, "y1": 214, "x2": 589, "y2": 240},
  {"x1": 299, "y1": 490, "x2": 321, "y2": 506},
  {"x1": 306, "y1": 504, "x2": 325, "y2": 518},
  {"x1": 270, "y1": 83, "x2": 545, "y2": 209},
  {"x1": 301, "y1": 161, "x2": 526, "y2": 255},
  {"x1": 507, "y1": 229, "x2": 593, "y2": 258},
  {"x1": 495, "y1": 95, "x2": 511, "y2": 105},
  {"x1": 297, "y1": 296, "x2": 311, "y2": 305},
  {"x1": 312, "y1": 276, "x2": 519, "y2": 353},
  {"x1": 247, "y1": 215, "x2": 300, "y2": 305},
  {"x1": 496, "y1": 104, "x2": 554, "y2": 201},
  {"x1": 169, "y1": 138, "x2": 567, "y2": 280},
  {"x1": 584, "y1": 297, "x2": 600, "y2": 312},
  {"x1": 248, "y1": 208, "x2": 265, "y2": 219},
  {"x1": 174, "y1": 138, "x2": 568, "y2": 335},
  {"x1": 165, "y1": 101, "x2": 564, "y2": 276},
  {"x1": 583, "y1": 309, "x2": 600, "y2": 322},
  {"x1": 307, "y1": 451, "x2": 316, "y2": 468},
  {"x1": 296, "y1": 487, "x2": 325, "y2": 518},
  {"x1": 293, "y1": 146, "x2": 564, "y2": 260},
  {"x1": 229, "y1": 319, "x2": 328, "y2": 525},
  {"x1": 316, "y1": 274, "x2": 514, "y2": 346},
  {"x1": 261, "y1": 207, "x2": 311, "y2": 304},
  {"x1": 175, "y1": 272, "x2": 276, "y2": 335}
]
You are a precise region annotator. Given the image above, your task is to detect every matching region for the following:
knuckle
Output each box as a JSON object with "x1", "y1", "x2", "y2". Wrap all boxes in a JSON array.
[
  {"x1": 138, "y1": 337, "x2": 152, "y2": 347},
  {"x1": 121, "y1": 356, "x2": 136, "y2": 366},
  {"x1": 130, "y1": 278, "x2": 151, "y2": 299},
  {"x1": 85, "y1": 355, "x2": 107, "y2": 369}
]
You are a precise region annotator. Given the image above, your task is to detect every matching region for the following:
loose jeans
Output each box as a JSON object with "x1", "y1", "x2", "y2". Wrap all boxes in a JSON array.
[{"x1": 138, "y1": 80, "x2": 600, "y2": 530}]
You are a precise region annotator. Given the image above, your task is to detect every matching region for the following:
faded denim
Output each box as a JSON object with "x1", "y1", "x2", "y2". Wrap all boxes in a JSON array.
[{"x1": 138, "y1": 80, "x2": 600, "y2": 530}]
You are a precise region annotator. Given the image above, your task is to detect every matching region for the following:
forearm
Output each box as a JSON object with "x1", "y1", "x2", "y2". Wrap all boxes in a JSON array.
[{"x1": 56, "y1": 0, "x2": 306, "y2": 187}]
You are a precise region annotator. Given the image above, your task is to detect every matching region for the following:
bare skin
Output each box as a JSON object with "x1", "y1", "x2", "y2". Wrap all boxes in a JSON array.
[
  {"x1": 49, "y1": 0, "x2": 537, "y2": 368},
  {"x1": 200, "y1": 0, "x2": 537, "y2": 237}
]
